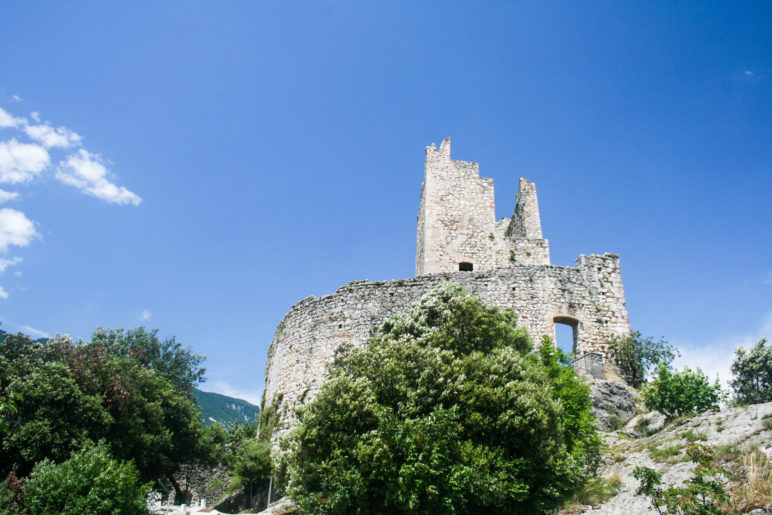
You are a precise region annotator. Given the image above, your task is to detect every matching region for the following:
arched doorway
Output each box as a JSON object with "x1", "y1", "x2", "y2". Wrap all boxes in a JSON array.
[{"x1": 553, "y1": 315, "x2": 579, "y2": 358}]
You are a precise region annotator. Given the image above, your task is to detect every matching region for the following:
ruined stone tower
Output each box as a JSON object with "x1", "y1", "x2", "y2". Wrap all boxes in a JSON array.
[
  {"x1": 263, "y1": 139, "x2": 631, "y2": 437},
  {"x1": 416, "y1": 137, "x2": 550, "y2": 275}
]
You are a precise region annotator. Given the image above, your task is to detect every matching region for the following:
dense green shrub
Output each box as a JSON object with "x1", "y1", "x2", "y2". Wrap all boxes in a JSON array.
[
  {"x1": 232, "y1": 439, "x2": 272, "y2": 503},
  {"x1": 642, "y1": 365, "x2": 723, "y2": 419},
  {"x1": 607, "y1": 331, "x2": 677, "y2": 388},
  {"x1": 731, "y1": 338, "x2": 772, "y2": 405},
  {"x1": 0, "y1": 328, "x2": 205, "y2": 503},
  {"x1": 24, "y1": 441, "x2": 150, "y2": 515},
  {"x1": 282, "y1": 283, "x2": 600, "y2": 514}
]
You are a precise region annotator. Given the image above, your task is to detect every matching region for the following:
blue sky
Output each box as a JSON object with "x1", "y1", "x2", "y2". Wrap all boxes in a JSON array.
[{"x1": 0, "y1": 2, "x2": 770, "y2": 403}]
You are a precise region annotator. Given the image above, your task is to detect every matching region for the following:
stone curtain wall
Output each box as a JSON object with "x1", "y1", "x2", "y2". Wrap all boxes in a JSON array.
[{"x1": 263, "y1": 254, "x2": 630, "y2": 439}]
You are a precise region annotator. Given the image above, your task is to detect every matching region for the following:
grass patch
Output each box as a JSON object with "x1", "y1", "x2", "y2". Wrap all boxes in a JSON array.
[
  {"x1": 649, "y1": 444, "x2": 683, "y2": 463},
  {"x1": 729, "y1": 449, "x2": 772, "y2": 513},
  {"x1": 762, "y1": 418, "x2": 772, "y2": 430},
  {"x1": 561, "y1": 475, "x2": 622, "y2": 512},
  {"x1": 684, "y1": 429, "x2": 708, "y2": 442},
  {"x1": 713, "y1": 443, "x2": 743, "y2": 462}
]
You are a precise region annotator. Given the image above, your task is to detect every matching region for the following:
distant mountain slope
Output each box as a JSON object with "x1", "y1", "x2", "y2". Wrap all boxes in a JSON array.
[{"x1": 193, "y1": 388, "x2": 260, "y2": 427}]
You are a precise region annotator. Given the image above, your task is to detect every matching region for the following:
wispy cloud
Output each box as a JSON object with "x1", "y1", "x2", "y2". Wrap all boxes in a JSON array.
[
  {"x1": 0, "y1": 208, "x2": 38, "y2": 253},
  {"x1": 57, "y1": 149, "x2": 141, "y2": 206},
  {"x1": 0, "y1": 256, "x2": 22, "y2": 273},
  {"x1": 0, "y1": 105, "x2": 139, "y2": 202},
  {"x1": 0, "y1": 189, "x2": 18, "y2": 204},
  {"x1": 672, "y1": 310, "x2": 772, "y2": 389},
  {"x1": 18, "y1": 324, "x2": 50, "y2": 339},
  {"x1": 0, "y1": 139, "x2": 50, "y2": 184},
  {"x1": 763, "y1": 271, "x2": 772, "y2": 285},
  {"x1": 24, "y1": 122, "x2": 81, "y2": 149},
  {"x1": 0, "y1": 102, "x2": 142, "y2": 286},
  {"x1": 138, "y1": 309, "x2": 152, "y2": 321},
  {"x1": 0, "y1": 107, "x2": 24, "y2": 128},
  {"x1": 0, "y1": 286, "x2": 7, "y2": 299},
  {"x1": 200, "y1": 381, "x2": 263, "y2": 406}
]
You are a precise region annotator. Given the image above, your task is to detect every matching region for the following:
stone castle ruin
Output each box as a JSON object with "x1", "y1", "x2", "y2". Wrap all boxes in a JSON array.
[{"x1": 263, "y1": 138, "x2": 631, "y2": 433}]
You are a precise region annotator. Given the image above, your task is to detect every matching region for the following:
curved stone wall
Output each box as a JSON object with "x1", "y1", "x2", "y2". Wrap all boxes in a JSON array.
[{"x1": 263, "y1": 253, "x2": 630, "y2": 438}]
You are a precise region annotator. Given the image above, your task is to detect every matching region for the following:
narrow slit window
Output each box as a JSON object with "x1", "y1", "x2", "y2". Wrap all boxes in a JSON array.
[{"x1": 459, "y1": 262, "x2": 473, "y2": 272}]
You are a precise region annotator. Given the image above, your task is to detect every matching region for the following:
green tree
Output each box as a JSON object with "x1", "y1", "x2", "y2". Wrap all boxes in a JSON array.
[
  {"x1": 232, "y1": 439, "x2": 272, "y2": 506},
  {"x1": 607, "y1": 331, "x2": 678, "y2": 388},
  {"x1": 86, "y1": 326, "x2": 206, "y2": 392},
  {"x1": 24, "y1": 440, "x2": 150, "y2": 515},
  {"x1": 0, "y1": 328, "x2": 205, "y2": 503},
  {"x1": 642, "y1": 365, "x2": 723, "y2": 419},
  {"x1": 282, "y1": 283, "x2": 600, "y2": 514},
  {"x1": 730, "y1": 338, "x2": 772, "y2": 405}
]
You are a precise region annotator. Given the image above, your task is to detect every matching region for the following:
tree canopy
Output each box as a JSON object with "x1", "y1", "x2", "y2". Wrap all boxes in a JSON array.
[
  {"x1": 0, "y1": 327, "x2": 205, "y2": 499},
  {"x1": 607, "y1": 331, "x2": 677, "y2": 388},
  {"x1": 282, "y1": 283, "x2": 600, "y2": 514},
  {"x1": 731, "y1": 338, "x2": 772, "y2": 405}
]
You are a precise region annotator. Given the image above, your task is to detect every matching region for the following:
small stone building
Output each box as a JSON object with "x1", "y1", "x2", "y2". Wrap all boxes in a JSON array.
[{"x1": 263, "y1": 139, "x2": 631, "y2": 436}]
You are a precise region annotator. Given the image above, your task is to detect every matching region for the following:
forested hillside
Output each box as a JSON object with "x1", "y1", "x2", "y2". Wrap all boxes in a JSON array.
[{"x1": 193, "y1": 388, "x2": 260, "y2": 426}]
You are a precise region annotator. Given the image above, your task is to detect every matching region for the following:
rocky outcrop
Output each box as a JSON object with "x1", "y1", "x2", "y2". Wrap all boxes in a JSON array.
[
  {"x1": 588, "y1": 402, "x2": 772, "y2": 514},
  {"x1": 623, "y1": 411, "x2": 666, "y2": 438},
  {"x1": 590, "y1": 380, "x2": 636, "y2": 431}
]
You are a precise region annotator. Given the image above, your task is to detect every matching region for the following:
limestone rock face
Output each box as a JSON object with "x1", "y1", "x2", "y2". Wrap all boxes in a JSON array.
[
  {"x1": 590, "y1": 380, "x2": 636, "y2": 431},
  {"x1": 624, "y1": 411, "x2": 667, "y2": 438},
  {"x1": 592, "y1": 402, "x2": 772, "y2": 514}
]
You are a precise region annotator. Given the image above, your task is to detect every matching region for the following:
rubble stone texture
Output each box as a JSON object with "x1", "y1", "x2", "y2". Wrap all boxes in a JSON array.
[
  {"x1": 263, "y1": 139, "x2": 631, "y2": 437},
  {"x1": 591, "y1": 380, "x2": 637, "y2": 432}
]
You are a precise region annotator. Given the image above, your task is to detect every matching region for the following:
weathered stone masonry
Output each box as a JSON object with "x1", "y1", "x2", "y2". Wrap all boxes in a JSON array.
[{"x1": 263, "y1": 138, "x2": 631, "y2": 436}]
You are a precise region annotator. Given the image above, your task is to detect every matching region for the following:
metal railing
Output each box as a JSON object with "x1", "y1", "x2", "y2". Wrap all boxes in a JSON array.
[{"x1": 572, "y1": 352, "x2": 604, "y2": 380}]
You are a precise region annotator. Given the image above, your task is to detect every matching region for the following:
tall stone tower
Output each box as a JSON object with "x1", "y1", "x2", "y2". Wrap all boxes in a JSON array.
[{"x1": 416, "y1": 138, "x2": 550, "y2": 275}]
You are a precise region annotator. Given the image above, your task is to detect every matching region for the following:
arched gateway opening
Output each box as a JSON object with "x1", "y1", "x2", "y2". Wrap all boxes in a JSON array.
[{"x1": 553, "y1": 315, "x2": 579, "y2": 358}]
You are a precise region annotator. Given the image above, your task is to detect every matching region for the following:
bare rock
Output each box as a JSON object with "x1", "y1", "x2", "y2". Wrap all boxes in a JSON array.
[
  {"x1": 624, "y1": 411, "x2": 666, "y2": 438},
  {"x1": 591, "y1": 380, "x2": 636, "y2": 431}
]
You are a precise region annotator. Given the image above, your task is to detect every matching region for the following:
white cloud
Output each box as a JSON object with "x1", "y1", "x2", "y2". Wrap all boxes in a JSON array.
[
  {"x1": 0, "y1": 189, "x2": 18, "y2": 203},
  {"x1": 0, "y1": 285, "x2": 7, "y2": 299},
  {"x1": 200, "y1": 381, "x2": 263, "y2": 406},
  {"x1": 57, "y1": 149, "x2": 141, "y2": 206},
  {"x1": 24, "y1": 122, "x2": 81, "y2": 149},
  {"x1": 745, "y1": 70, "x2": 754, "y2": 77},
  {"x1": 18, "y1": 324, "x2": 49, "y2": 339},
  {"x1": 30, "y1": 111, "x2": 40, "y2": 122},
  {"x1": 0, "y1": 208, "x2": 38, "y2": 252},
  {"x1": 13, "y1": 270, "x2": 21, "y2": 277},
  {"x1": 138, "y1": 309, "x2": 152, "y2": 321},
  {"x1": 0, "y1": 107, "x2": 25, "y2": 129},
  {"x1": 10, "y1": 95, "x2": 22, "y2": 104},
  {"x1": 0, "y1": 139, "x2": 50, "y2": 184},
  {"x1": 672, "y1": 310, "x2": 772, "y2": 390},
  {"x1": 0, "y1": 256, "x2": 22, "y2": 273}
]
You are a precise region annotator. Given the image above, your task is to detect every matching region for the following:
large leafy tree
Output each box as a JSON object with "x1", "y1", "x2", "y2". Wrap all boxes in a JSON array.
[
  {"x1": 282, "y1": 283, "x2": 600, "y2": 514},
  {"x1": 0, "y1": 327, "x2": 205, "y2": 501},
  {"x1": 731, "y1": 338, "x2": 772, "y2": 405},
  {"x1": 607, "y1": 331, "x2": 678, "y2": 388},
  {"x1": 642, "y1": 365, "x2": 724, "y2": 419}
]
